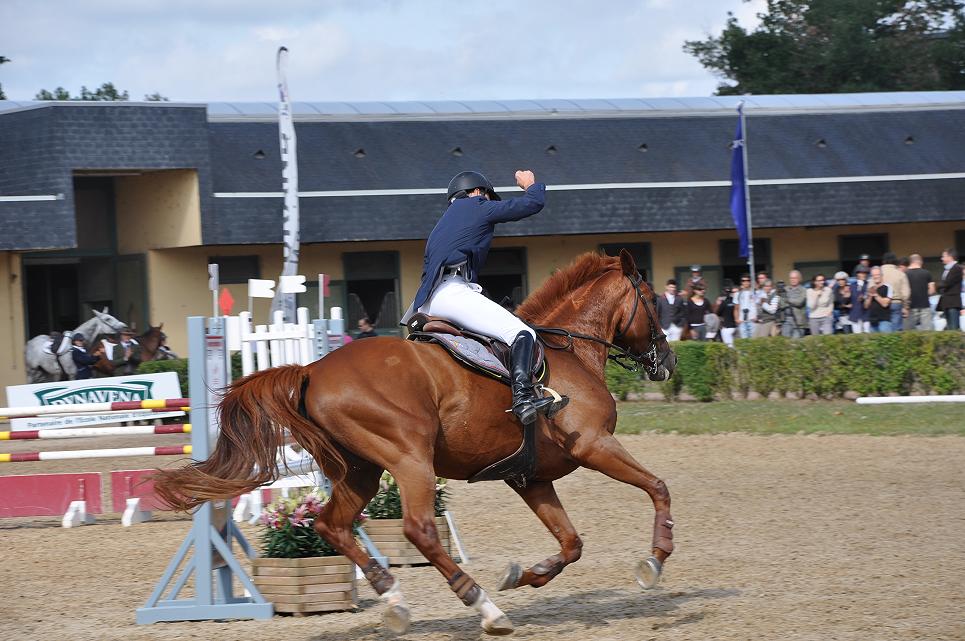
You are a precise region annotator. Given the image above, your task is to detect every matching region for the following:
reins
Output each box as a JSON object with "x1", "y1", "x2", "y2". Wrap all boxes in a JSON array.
[{"x1": 532, "y1": 273, "x2": 671, "y2": 376}]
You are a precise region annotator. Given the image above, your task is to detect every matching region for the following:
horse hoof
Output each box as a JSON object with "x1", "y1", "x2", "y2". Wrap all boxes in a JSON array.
[
  {"x1": 383, "y1": 604, "x2": 411, "y2": 634},
  {"x1": 482, "y1": 613, "x2": 515, "y2": 636},
  {"x1": 634, "y1": 556, "x2": 663, "y2": 589},
  {"x1": 497, "y1": 562, "x2": 523, "y2": 591}
]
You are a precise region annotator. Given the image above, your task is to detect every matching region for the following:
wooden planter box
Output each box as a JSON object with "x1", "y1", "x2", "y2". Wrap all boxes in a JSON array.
[
  {"x1": 251, "y1": 555, "x2": 357, "y2": 615},
  {"x1": 363, "y1": 516, "x2": 452, "y2": 566}
]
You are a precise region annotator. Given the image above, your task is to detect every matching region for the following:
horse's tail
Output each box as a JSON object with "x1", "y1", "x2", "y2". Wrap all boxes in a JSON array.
[{"x1": 153, "y1": 364, "x2": 346, "y2": 512}]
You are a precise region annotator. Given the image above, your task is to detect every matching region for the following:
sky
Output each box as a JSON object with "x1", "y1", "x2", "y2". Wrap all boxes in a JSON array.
[{"x1": 0, "y1": 0, "x2": 766, "y2": 103}]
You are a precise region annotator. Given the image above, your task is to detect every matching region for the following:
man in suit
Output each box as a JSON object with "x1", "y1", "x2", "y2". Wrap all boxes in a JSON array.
[
  {"x1": 112, "y1": 328, "x2": 143, "y2": 375},
  {"x1": 656, "y1": 279, "x2": 686, "y2": 341},
  {"x1": 937, "y1": 248, "x2": 963, "y2": 331},
  {"x1": 401, "y1": 170, "x2": 564, "y2": 425}
]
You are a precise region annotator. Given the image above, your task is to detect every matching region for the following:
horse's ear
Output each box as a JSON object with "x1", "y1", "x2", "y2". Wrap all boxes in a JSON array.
[{"x1": 619, "y1": 249, "x2": 637, "y2": 276}]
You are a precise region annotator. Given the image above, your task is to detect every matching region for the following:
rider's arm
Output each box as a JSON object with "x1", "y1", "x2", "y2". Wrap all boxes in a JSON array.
[{"x1": 485, "y1": 171, "x2": 546, "y2": 224}]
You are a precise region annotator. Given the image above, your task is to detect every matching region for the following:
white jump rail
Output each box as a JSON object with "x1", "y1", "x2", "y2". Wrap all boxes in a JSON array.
[{"x1": 855, "y1": 395, "x2": 965, "y2": 404}]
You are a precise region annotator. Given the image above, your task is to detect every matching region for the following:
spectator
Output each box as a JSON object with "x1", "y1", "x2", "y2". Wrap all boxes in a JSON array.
[
  {"x1": 656, "y1": 279, "x2": 686, "y2": 341},
  {"x1": 881, "y1": 252, "x2": 910, "y2": 330},
  {"x1": 806, "y1": 274, "x2": 834, "y2": 335},
  {"x1": 735, "y1": 274, "x2": 757, "y2": 339},
  {"x1": 849, "y1": 265, "x2": 872, "y2": 333},
  {"x1": 754, "y1": 279, "x2": 781, "y2": 337},
  {"x1": 866, "y1": 266, "x2": 894, "y2": 333},
  {"x1": 852, "y1": 253, "x2": 872, "y2": 277},
  {"x1": 355, "y1": 317, "x2": 379, "y2": 339},
  {"x1": 70, "y1": 335, "x2": 100, "y2": 380},
  {"x1": 683, "y1": 283, "x2": 712, "y2": 341},
  {"x1": 684, "y1": 265, "x2": 705, "y2": 297},
  {"x1": 832, "y1": 271, "x2": 853, "y2": 333},
  {"x1": 715, "y1": 280, "x2": 739, "y2": 347},
  {"x1": 937, "y1": 248, "x2": 963, "y2": 331},
  {"x1": 754, "y1": 271, "x2": 769, "y2": 305},
  {"x1": 111, "y1": 328, "x2": 142, "y2": 375},
  {"x1": 156, "y1": 332, "x2": 179, "y2": 360},
  {"x1": 781, "y1": 270, "x2": 807, "y2": 338},
  {"x1": 899, "y1": 256, "x2": 911, "y2": 272},
  {"x1": 905, "y1": 254, "x2": 934, "y2": 331}
]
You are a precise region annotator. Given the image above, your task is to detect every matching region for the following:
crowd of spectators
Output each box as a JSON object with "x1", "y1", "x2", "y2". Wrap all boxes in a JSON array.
[{"x1": 655, "y1": 248, "x2": 964, "y2": 345}]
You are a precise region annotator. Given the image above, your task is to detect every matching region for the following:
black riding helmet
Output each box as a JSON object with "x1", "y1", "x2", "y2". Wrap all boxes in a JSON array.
[{"x1": 446, "y1": 171, "x2": 501, "y2": 202}]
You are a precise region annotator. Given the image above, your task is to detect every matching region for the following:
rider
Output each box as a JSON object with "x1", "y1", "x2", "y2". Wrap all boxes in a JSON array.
[{"x1": 401, "y1": 170, "x2": 563, "y2": 425}]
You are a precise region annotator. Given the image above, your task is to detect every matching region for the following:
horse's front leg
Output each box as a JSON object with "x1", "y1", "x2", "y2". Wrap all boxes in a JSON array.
[
  {"x1": 392, "y1": 464, "x2": 514, "y2": 636},
  {"x1": 498, "y1": 479, "x2": 582, "y2": 591},
  {"x1": 566, "y1": 433, "x2": 674, "y2": 589}
]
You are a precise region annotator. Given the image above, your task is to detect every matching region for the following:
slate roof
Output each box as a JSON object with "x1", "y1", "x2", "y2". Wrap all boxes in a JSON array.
[{"x1": 1, "y1": 92, "x2": 964, "y2": 250}]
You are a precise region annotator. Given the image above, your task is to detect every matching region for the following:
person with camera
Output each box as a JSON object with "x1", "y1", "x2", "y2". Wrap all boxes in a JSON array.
[
  {"x1": 848, "y1": 265, "x2": 872, "y2": 333},
  {"x1": 735, "y1": 274, "x2": 757, "y2": 338},
  {"x1": 832, "y1": 271, "x2": 853, "y2": 333},
  {"x1": 715, "y1": 280, "x2": 739, "y2": 347},
  {"x1": 780, "y1": 270, "x2": 807, "y2": 338}
]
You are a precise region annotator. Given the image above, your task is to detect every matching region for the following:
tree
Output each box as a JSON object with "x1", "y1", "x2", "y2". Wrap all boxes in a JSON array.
[
  {"x1": 0, "y1": 55, "x2": 9, "y2": 100},
  {"x1": 684, "y1": 0, "x2": 965, "y2": 95}
]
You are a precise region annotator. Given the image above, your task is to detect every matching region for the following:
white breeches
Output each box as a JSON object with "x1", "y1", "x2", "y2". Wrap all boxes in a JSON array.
[{"x1": 419, "y1": 275, "x2": 535, "y2": 345}]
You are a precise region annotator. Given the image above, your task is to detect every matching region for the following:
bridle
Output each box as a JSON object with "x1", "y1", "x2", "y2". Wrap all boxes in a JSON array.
[{"x1": 534, "y1": 272, "x2": 673, "y2": 378}]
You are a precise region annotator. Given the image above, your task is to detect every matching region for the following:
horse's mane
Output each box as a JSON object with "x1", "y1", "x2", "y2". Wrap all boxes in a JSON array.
[{"x1": 517, "y1": 252, "x2": 620, "y2": 322}]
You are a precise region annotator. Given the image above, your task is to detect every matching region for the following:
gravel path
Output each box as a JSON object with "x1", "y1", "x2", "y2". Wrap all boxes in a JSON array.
[{"x1": 2, "y1": 433, "x2": 963, "y2": 641}]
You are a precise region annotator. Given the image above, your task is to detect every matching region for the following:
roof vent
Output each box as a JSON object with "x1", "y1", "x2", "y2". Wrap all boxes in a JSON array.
[
  {"x1": 450, "y1": 146, "x2": 463, "y2": 157},
  {"x1": 546, "y1": 145, "x2": 558, "y2": 155},
  {"x1": 253, "y1": 149, "x2": 266, "y2": 159},
  {"x1": 815, "y1": 138, "x2": 827, "y2": 148},
  {"x1": 353, "y1": 148, "x2": 366, "y2": 158},
  {"x1": 904, "y1": 136, "x2": 915, "y2": 145},
  {"x1": 638, "y1": 143, "x2": 648, "y2": 152}
]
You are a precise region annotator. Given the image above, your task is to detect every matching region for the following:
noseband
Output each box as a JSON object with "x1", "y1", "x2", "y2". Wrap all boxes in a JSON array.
[{"x1": 534, "y1": 272, "x2": 673, "y2": 378}]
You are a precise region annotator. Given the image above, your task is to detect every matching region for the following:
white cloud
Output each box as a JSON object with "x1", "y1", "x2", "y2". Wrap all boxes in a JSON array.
[{"x1": 0, "y1": 0, "x2": 767, "y2": 102}]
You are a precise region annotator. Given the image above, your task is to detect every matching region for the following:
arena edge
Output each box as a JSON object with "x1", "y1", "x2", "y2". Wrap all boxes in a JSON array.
[{"x1": 606, "y1": 332, "x2": 965, "y2": 401}]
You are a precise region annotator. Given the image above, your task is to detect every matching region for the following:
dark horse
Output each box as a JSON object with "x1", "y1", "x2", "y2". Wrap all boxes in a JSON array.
[{"x1": 154, "y1": 250, "x2": 677, "y2": 635}]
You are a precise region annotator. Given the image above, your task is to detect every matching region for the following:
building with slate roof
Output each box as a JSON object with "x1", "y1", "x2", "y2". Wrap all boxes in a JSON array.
[{"x1": 0, "y1": 92, "x2": 963, "y2": 389}]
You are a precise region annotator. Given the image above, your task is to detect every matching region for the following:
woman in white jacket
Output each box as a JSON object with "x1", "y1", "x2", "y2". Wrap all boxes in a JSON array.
[{"x1": 806, "y1": 274, "x2": 834, "y2": 335}]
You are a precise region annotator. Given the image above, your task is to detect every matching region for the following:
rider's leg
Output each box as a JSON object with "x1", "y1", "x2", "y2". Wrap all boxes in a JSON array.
[{"x1": 421, "y1": 276, "x2": 563, "y2": 423}]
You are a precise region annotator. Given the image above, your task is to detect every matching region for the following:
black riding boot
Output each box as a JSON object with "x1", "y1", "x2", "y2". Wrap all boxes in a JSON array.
[{"x1": 510, "y1": 331, "x2": 556, "y2": 425}]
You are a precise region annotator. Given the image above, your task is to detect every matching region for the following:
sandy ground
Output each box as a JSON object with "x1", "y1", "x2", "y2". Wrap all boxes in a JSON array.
[{"x1": 1, "y1": 432, "x2": 964, "y2": 641}]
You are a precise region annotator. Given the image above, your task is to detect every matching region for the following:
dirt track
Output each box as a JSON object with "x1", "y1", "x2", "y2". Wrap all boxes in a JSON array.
[{"x1": 2, "y1": 432, "x2": 964, "y2": 641}]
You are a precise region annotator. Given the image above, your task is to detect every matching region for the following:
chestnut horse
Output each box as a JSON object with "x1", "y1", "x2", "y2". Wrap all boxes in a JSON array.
[{"x1": 154, "y1": 250, "x2": 677, "y2": 635}]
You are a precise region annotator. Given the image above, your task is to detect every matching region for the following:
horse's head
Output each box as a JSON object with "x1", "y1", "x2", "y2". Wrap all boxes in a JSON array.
[
  {"x1": 612, "y1": 250, "x2": 677, "y2": 381},
  {"x1": 92, "y1": 308, "x2": 128, "y2": 333}
]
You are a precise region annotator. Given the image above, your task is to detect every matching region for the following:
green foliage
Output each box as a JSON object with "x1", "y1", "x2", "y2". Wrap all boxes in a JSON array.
[
  {"x1": 137, "y1": 358, "x2": 188, "y2": 397},
  {"x1": 366, "y1": 472, "x2": 449, "y2": 519},
  {"x1": 36, "y1": 82, "x2": 130, "y2": 101},
  {"x1": 258, "y1": 490, "x2": 349, "y2": 558},
  {"x1": 604, "y1": 332, "x2": 965, "y2": 401},
  {"x1": 684, "y1": 0, "x2": 965, "y2": 94}
]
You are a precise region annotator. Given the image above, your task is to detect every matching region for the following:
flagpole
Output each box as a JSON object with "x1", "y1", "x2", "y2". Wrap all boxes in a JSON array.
[{"x1": 738, "y1": 101, "x2": 756, "y2": 295}]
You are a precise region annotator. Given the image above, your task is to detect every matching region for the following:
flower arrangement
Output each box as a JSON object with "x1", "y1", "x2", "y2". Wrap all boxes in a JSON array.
[
  {"x1": 365, "y1": 472, "x2": 449, "y2": 519},
  {"x1": 258, "y1": 489, "x2": 366, "y2": 559}
]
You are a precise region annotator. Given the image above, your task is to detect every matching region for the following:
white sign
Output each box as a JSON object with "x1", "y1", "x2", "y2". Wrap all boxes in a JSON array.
[{"x1": 5, "y1": 372, "x2": 185, "y2": 431}]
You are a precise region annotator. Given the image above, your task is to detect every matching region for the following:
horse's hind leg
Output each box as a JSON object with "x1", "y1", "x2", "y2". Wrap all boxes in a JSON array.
[
  {"x1": 498, "y1": 480, "x2": 583, "y2": 591},
  {"x1": 311, "y1": 457, "x2": 411, "y2": 633},
  {"x1": 392, "y1": 463, "x2": 514, "y2": 636},
  {"x1": 567, "y1": 433, "x2": 674, "y2": 589}
]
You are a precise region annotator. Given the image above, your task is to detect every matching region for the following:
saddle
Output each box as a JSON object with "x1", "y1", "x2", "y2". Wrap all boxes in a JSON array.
[
  {"x1": 42, "y1": 331, "x2": 73, "y2": 356},
  {"x1": 405, "y1": 313, "x2": 563, "y2": 489},
  {"x1": 405, "y1": 314, "x2": 548, "y2": 386}
]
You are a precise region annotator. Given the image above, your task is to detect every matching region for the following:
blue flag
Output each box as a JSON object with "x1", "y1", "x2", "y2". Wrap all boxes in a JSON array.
[{"x1": 729, "y1": 107, "x2": 750, "y2": 258}]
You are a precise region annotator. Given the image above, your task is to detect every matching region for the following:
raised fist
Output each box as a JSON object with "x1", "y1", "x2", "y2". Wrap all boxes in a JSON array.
[{"x1": 515, "y1": 170, "x2": 536, "y2": 190}]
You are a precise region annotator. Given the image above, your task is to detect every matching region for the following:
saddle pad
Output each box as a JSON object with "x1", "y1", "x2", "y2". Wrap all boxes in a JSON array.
[{"x1": 410, "y1": 332, "x2": 546, "y2": 385}]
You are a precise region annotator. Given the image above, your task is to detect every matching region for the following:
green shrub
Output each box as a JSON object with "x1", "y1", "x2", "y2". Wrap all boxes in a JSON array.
[
  {"x1": 137, "y1": 358, "x2": 188, "y2": 397},
  {"x1": 602, "y1": 332, "x2": 965, "y2": 401}
]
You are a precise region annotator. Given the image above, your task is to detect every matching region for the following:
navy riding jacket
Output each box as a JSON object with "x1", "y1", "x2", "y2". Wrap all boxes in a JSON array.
[{"x1": 403, "y1": 183, "x2": 546, "y2": 321}]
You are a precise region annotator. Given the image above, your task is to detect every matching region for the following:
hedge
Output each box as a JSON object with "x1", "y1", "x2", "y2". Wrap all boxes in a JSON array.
[
  {"x1": 605, "y1": 332, "x2": 965, "y2": 402},
  {"x1": 137, "y1": 353, "x2": 244, "y2": 398}
]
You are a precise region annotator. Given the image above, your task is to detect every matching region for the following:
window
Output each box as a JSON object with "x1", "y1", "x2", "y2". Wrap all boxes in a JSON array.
[
  {"x1": 479, "y1": 248, "x2": 527, "y2": 309},
  {"x1": 599, "y1": 243, "x2": 652, "y2": 282},
  {"x1": 839, "y1": 234, "x2": 888, "y2": 274},
  {"x1": 719, "y1": 238, "x2": 770, "y2": 285},
  {"x1": 343, "y1": 251, "x2": 400, "y2": 330},
  {"x1": 208, "y1": 256, "x2": 260, "y2": 284},
  {"x1": 793, "y1": 261, "x2": 840, "y2": 285},
  {"x1": 956, "y1": 230, "x2": 965, "y2": 258}
]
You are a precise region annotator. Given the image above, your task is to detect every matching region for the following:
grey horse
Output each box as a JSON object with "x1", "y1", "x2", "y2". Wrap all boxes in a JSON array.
[{"x1": 24, "y1": 309, "x2": 128, "y2": 383}]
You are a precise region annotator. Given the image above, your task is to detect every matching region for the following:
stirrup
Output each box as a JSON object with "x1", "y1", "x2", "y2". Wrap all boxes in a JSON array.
[{"x1": 537, "y1": 385, "x2": 569, "y2": 419}]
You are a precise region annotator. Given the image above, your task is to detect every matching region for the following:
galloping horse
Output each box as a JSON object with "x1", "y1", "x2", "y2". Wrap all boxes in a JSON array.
[
  {"x1": 154, "y1": 250, "x2": 677, "y2": 635},
  {"x1": 24, "y1": 309, "x2": 128, "y2": 383}
]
